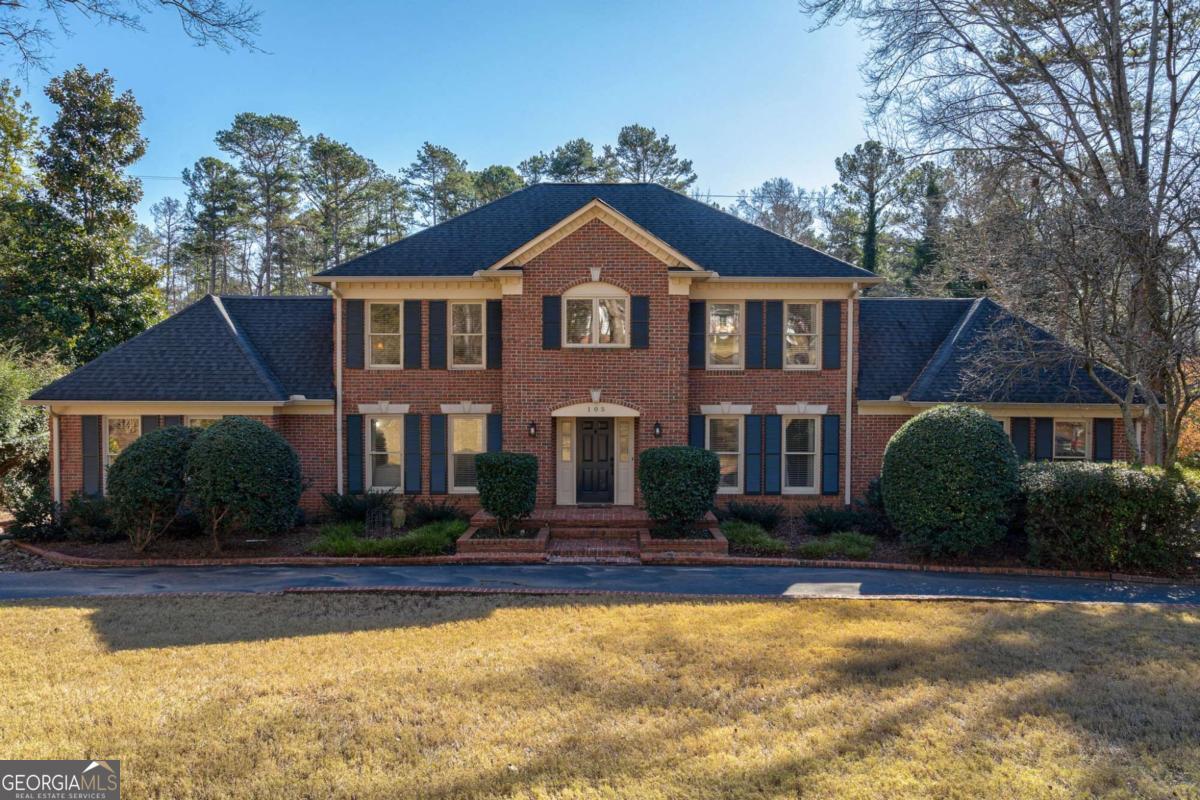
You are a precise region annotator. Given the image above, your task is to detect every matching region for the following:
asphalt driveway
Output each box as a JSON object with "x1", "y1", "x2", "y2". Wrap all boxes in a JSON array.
[{"x1": 0, "y1": 563, "x2": 1197, "y2": 604}]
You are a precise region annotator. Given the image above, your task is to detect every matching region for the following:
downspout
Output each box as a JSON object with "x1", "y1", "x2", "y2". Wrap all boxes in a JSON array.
[
  {"x1": 844, "y1": 283, "x2": 858, "y2": 506},
  {"x1": 50, "y1": 408, "x2": 61, "y2": 507},
  {"x1": 333, "y1": 282, "x2": 344, "y2": 494}
]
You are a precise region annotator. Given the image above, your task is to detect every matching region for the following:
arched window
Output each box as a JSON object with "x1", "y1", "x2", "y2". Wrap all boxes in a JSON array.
[{"x1": 562, "y1": 282, "x2": 630, "y2": 348}]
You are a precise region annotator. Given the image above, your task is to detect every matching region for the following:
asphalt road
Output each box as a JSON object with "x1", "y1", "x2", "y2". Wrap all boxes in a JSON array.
[{"x1": 0, "y1": 563, "x2": 1197, "y2": 604}]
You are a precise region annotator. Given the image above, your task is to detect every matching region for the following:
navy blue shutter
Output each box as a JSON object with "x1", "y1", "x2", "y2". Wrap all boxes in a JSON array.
[
  {"x1": 631, "y1": 296, "x2": 650, "y2": 349},
  {"x1": 765, "y1": 301, "x2": 783, "y2": 369},
  {"x1": 745, "y1": 301, "x2": 763, "y2": 369},
  {"x1": 486, "y1": 300, "x2": 503, "y2": 367},
  {"x1": 1034, "y1": 418, "x2": 1054, "y2": 460},
  {"x1": 542, "y1": 296, "x2": 561, "y2": 349},
  {"x1": 487, "y1": 414, "x2": 502, "y2": 452},
  {"x1": 163, "y1": 415, "x2": 183, "y2": 427},
  {"x1": 764, "y1": 415, "x2": 782, "y2": 494},
  {"x1": 821, "y1": 414, "x2": 840, "y2": 496},
  {"x1": 688, "y1": 414, "x2": 705, "y2": 448},
  {"x1": 403, "y1": 300, "x2": 422, "y2": 369},
  {"x1": 430, "y1": 414, "x2": 447, "y2": 494},
  {"x1": 1010, "y1": 417, "x2": 1031, "y2": 460},
  {"x1": 346, "y1": 414, "x2": 363, "y2": 493},
  {"x1": 688, "y1": 301, "x2": 705, "y2": 368},
  {"x1": 82, "y1": 415, "x2": 101, "y2": 497},
  {"x1": 1093, "y1": 418, "x2": 1114, "y2": 462},
  {"x1": 428, "y1": 301, "x2": 447, "y2": 369},
  {"x1": 404, "y1": 415, "x2": 422, "y2": 494},
  {"x1": 744, "y1": 415, "x2": 763, "y2": 494},
  {"x1": 822, "y1": 301, "x2": 841, "y2": 370},
  {"x1": 344, "y1": 300, "x2": 364, "y2": 369},
  {"x1": 140, "y1": 415, "x2": 159, "y2": 434}
]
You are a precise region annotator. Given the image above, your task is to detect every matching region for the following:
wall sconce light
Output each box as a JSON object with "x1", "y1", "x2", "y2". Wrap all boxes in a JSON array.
[
  {"x1": 653, "y1": 421, "x2": 663, "y2": 438},
  {"x1": 528, "y1": 421, "x2": 537, "y2": 438}
]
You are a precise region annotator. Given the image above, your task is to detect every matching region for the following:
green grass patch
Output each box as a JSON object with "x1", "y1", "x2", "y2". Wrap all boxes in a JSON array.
[
  {"x1": 720, "y1": 520, "x2": 788, "y2": 556},
  {"x1": 797, "y1": 530, "x2": 877, "y2": 560},
  {"x1": 308, "y1": 519, "x2": 467, "y2": 557}
]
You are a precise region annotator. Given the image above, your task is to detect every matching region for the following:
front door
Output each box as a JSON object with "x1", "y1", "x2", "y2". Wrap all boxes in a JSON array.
[{"x1": 577, "y1": 418, "x2": 614, "y2": 504}]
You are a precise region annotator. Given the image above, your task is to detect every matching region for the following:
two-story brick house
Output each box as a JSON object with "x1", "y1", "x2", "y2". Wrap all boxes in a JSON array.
[{"x1": 30, "y1": 183, "x2": 1143, "y2": 517}]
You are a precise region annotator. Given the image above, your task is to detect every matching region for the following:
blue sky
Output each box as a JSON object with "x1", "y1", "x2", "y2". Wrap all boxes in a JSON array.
[{"x1": 16, "y1": 0, "x2": 870, "y2": 221}]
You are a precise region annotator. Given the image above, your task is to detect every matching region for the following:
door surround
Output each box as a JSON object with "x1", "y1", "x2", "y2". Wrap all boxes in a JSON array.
[{"x1": 555, "y1": 415, "x2": 635, "y2": 506}]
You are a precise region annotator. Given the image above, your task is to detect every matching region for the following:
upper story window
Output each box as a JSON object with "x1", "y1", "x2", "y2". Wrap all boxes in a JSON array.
[
  {"x1": 450, "y1": 301, "x2": 485, "y2": 368},
  {"x1": 563, "y1": 283, "x2": 629, "y2": 347},
  {"x1": 785, "y1": 302, "x2": 820, "y2": 369},
  {"x1": 1054, "y1": 419, "x2": 1088, "y2": 460},
  {"x1": 707, "y1": 302, "x2": 742, "y2": 369},
  {"x1": 368, "y1": 302, "x2": 403, "y2": 367}
]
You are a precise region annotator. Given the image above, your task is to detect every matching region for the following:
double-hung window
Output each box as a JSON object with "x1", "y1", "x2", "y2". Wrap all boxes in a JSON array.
[
  {"x1": 367, "y1": 416, "x2": 404, "y2": 490},
  {"x1": 564, "y1": 295, "x2": 629, "y2": 346},
  {"x1": 707, "y1": 302, "x2": 742, "y2": 368},
  {"x1": 368, "y1": 303, "x2": 403, "y2": 367},
  {"x1": 450, "y1": 302, "x2": 485, "y2": 368},
  {"x1": 1053, "y1": 419, "x2": 1088, "y2": 460},
  {"x1": 784, "y1": 302, "x2": 820, "y2": 369},
  {"x1": 450, "y1": 415, "x2": 486, "y2": 493},
  {"x1": 783, "y1": 417, "x2": 819, "y2": 493},
  {"x1": 707, "y1": 416, "x2": 743, "y2": 493},
  {"x1": 103, "y1": 416, "x2": 140, "y2": 488},
  {"x1": 186, "y1": 416, "x2": 220, "y2": 430}
]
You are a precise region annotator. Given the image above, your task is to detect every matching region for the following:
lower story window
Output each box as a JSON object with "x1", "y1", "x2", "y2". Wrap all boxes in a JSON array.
[
  {"x1": 367, "y1": 416, "x2": 404, "y2": 490},
  {"x1": 707, "y1": 416, "x2": 742, "y2": 493},
  {"x1": 104, "y1": 416, "x2": 140, "y2": 487},
  {"x1": 186, "y1": 416, "x2": 220, "y2": 429},
  {"x1": 783, "y1": 417, "x2": 818, "y2": 493},
  {"x1": 450, "y1": 415, "x2": 485, "y2": 493},
  {"x1": 1054, "y1": 419, "x2": 1088, "y2": 460}
]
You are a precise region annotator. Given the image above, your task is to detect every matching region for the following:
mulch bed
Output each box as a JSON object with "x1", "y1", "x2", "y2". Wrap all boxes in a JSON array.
[
  {"x1": 470, "y1": 525, "x2": 543, "y2": 539},
  {"x1": 0, "y1": 540, "x2": 61, "y2": 571},
  {"x1": 43, "y1": 526, "x2": 322, "y2": 561}
]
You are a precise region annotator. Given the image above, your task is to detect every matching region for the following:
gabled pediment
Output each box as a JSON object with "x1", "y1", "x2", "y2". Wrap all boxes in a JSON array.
[{"x1": 484, "y1": 198, "x2": 705, "y2": 272}]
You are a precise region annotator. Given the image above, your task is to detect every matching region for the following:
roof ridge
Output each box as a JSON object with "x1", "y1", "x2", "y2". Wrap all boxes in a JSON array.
[
  {"x1": 903, "y1": 297, "x2": 986, "y2": 400},
  {"x1": 218, "y1": 294, "x2": 330, "y2": 301},
  {"x1": 209, "y1": 295, "x2": 288, "y2": 400}
]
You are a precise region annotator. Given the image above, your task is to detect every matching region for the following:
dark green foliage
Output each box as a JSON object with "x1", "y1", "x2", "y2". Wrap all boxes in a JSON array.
[
  {"x1": 475, "y1": 452, "x2": 537, "y2": 536},
  {"x1": 1021, "y1": 462, "x2": 1200, "y2": 573},
  {"x1": 723, "y1": 500, "x2": 785, "y2": 532},
  {"x1": 63, "y1": 493, "x2": 119, "y2": 542},
  {"x1": 407, "y1": 498, "x2": 468, "y2": 527},
  {"x1": 797, "y1": 531, "x2": 877, "y2": 560},
  {"x1": 185, "y1": 416, "x2": 302, "y2": 552},
  {"x1": 639, "y1": 446, "x2": 720, "y2": 532},
  {"x1": 2, "y1": 467, "x2": 62, "y2": 541},
  {"x1": 308, "y1": 519, "x2": 467, "y2": 557},
  {"x1": 803, "y1": 506, "x2": 861, "y2": 534},
  {"x1": 851, "y1": 477, "x2": 895, "y2": 537},
  {"x1": 322, "y1": 490, "x2": 394, "y2": 522},
  {"x1": 720, "y1": 520, "x2": 788, "y2": 555},
  {"x1": 106, "y1": 425, "x2": 197, "y2": 551},
  {"x1": 882, "y1": 405, "x2": 1019, "y2": 557}
]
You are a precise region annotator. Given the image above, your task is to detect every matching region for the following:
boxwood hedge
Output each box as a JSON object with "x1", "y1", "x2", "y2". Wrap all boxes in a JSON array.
[
  {"x1": 106, "y1": 425, "x2": 198, "y2": 551},
  {"x1": 475, "y1": 452, "x2": 538, "y2": 536},
  {"x1": 639, "y1": 446, "x2": 720, "y2": 532}
]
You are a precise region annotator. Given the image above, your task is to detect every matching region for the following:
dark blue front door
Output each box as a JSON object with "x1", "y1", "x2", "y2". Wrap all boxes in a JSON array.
[{"x1": 577, "y1": 418, "x2": 614, "y2": 503}]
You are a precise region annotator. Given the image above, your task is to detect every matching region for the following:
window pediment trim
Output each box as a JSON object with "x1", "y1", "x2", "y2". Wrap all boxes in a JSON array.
[
  {"x1": 700, "y1": 403, "x2": 753, "y2": 415},
  {"x1": 775, "y1": 403, "x2": 827, "y2": 415},
  {"x1": 358, "y1": 402, "x2": 410, "y2": 415},
  {"x1": 440, "y1": 402, "x2": 492, "y2": 414}
]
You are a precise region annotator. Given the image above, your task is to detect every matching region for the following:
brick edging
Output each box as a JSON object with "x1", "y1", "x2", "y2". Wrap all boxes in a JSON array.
[{"x1": 11, "y1": 541, "x2": 1196, "y2": 586}]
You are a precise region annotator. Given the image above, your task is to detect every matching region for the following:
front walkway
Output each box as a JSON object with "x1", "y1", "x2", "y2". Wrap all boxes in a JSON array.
[{"x1": 1, "y1": 564, "x2": 1198, "y2": 604}]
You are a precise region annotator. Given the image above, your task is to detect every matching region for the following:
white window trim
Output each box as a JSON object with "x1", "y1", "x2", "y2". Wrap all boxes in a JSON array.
[
  {"x1": 102, "y1": 415, "x2": 141, "y2": 492},
  {"x1": 449, "y1": 413, "x2": 486, "y2": 494},
  {"x1": 781, "y1": 415, "x2": 820, "y2": 495},
  {"x1": 449, "y1": 300, "x2": 486, "y2": 370},
  {"x1": 783, "y1": 301, "x2": 822, "y2": 371},
  {"x1": 365, "y1": 414, "x2": 405, "y2": 492},
  {"x1": 561, "y1": 294, "x2": 631, "y2": 349},
  {"x1": 366, "y1": 301, "x2": 404, "y2": 370},
  {"x1": 706, "y1": 300, "x2": 745, "y2": 370},
  {"x1": 1053, "y1": 417, "x2": 1090, "y2": 461},
  {"x1": 706, "y1": 414, "x2": 743, "y2": 495}
]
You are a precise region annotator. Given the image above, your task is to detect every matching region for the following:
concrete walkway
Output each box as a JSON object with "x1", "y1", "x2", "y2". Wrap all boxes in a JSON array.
[{"x1": 0, "y1": 563, "x2": 1197, "y2": 604}]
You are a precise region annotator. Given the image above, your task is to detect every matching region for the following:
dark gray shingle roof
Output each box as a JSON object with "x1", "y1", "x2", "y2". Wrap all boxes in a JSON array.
[
  {"x1": 858, "y1": 297, "x2": 1126, "y2": 404},
  {"x1": 30, "y1": 296, "x2": 332, "y2": 402},
  {"x1": 317, "y1": 183, "x2": 876, "y2": 280}
]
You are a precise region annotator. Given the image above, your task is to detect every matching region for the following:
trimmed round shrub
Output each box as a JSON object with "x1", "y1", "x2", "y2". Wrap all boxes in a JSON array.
[
  {"x1": 106, "y1": 425, "x2": 198, "y2": 551},
  {"x1": 475, "y1": 452, "x2": 538, "y2": 536},
  {"x1": 185, "y1": 416, "x2": 302, "y2": 552},
  {"x1": 1021, "y1": 462, "x2": 1200, "y2": 572},
  {"x1": 639, "y1": 446, "x2": 720, "y2": 531},
  {"x1": 881, "y1": 405, "x2": 1019, "y2": 557}
]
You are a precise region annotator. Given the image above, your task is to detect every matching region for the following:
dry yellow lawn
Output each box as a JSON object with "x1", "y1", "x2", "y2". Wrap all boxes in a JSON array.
[{"x1": 1, "y1": 593, "x2": 1198, "y2": 800}]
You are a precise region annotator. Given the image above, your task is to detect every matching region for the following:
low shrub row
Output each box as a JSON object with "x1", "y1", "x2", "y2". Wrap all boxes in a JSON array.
[
  {"x1": 720, "y1": 520, "x2": 788, "y2": 555},
  {"x1": 796, "y1": 531, "x2": 877, "y2": 560},
  {"x1": 308, "y1": 519, "x2": 467, "y2": 557}
]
